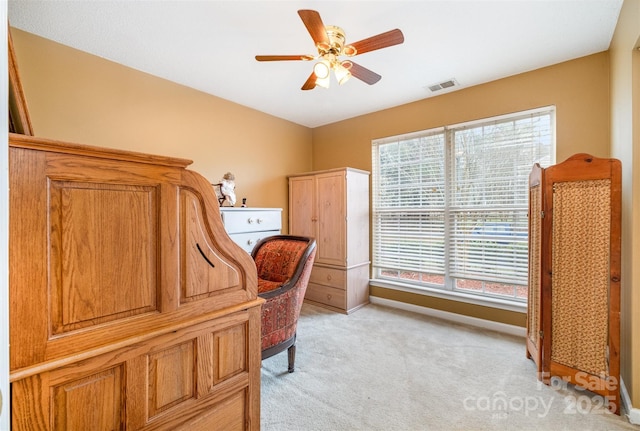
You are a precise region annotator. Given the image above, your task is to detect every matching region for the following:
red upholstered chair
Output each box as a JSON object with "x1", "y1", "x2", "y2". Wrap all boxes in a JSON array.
[{"x1": 252, "y1": 235, "x2": 317, "y2": 373}]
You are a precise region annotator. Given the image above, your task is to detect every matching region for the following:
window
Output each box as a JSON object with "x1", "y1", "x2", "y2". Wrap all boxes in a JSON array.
[{"x1": 371, "y1": 107, "x2": 554, "y2": 303}]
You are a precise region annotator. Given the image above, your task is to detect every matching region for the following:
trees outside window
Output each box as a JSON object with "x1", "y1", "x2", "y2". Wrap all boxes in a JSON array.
[{"x1": 372, "y1": 107, "x2": 554, "y2": 302}]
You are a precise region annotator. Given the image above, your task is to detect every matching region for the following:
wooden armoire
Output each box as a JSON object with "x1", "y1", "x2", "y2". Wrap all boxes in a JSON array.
[
  {"x1": 288, "y1": 168, "x2": 370, "y2": 314},
  {"x1": 527, "y1": 153, "x2": 621, "y2": 414}
]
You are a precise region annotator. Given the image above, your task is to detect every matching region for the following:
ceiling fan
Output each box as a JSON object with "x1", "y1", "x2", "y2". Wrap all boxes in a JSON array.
[{"x1": 255, "y1": 9, "x2": 404, "y2": 90}]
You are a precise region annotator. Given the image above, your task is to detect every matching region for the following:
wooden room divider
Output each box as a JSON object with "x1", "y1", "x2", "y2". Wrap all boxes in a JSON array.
[{"x1": 526, "y1": 153, "x2": 622, "y2": 414}]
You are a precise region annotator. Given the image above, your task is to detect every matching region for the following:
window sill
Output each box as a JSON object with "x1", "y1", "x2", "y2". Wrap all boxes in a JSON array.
[{"x1": 369, "y1": 279, "x2": 527, "y2": 314}]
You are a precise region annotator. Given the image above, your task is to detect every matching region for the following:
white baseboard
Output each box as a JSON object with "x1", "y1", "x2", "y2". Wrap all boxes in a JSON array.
[
  {"x1": 620, "y1": 377, "x2": 640, "y2": 425},
  {"x1": 369, "y1": 296, "x2": 526, "y2": 338}
]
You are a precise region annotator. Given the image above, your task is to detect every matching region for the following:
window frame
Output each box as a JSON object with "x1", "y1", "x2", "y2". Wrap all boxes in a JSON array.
[{"x1": 371, "y1": 106, "x2": 556, "y2": 308}]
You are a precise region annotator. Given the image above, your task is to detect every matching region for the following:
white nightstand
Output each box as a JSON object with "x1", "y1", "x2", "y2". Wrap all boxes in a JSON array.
[{"x1": 220, "y1": 207, "x2": 282, "y2": 254}]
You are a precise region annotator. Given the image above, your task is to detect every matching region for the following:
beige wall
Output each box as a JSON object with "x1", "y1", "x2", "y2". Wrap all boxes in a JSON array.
[
  {"x1": 10, "y1": 28, "x2": 313, "y2": 217},
  {"x1": 312, "y1": 52, "x2": 610, "y2": 173},
  {"x1": 311, "y1": 52, "x2": 611, "y2": 328},
  {"x1": 610, "y1": 0, "x2": 640, "y2": 411}
]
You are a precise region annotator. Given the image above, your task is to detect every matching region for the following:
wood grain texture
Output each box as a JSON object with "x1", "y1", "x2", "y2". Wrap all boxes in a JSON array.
[
  {"x1": 148, "y1": 341, "x2": 195, "y2": 418},
  {"x1": 289, "y1": 168, "x2": 370, "y2": 314},
  {"x1": 11, "y1": 374, "x2": 49, "y2": 430},
  {"x1": 288, "y1": 175, "x2": 315, "y2": 239},
  {"x1": 9, "y1": 148, "x2": 49, "y2": 369},
  {"x1": 315, "y1": 171, "x2": 347, "y2": 266},
  {"x1": 9, "y1": 135, "x2": 262, "y2": 429},
  {"x1": 52, "y1": 366, "x2": 124, "y2": 430},
  {"x1": 181, "y1": 190, "x2": 241, "y2": 301},
  {"x1": 49, "y1": 181, "x2": 158, "y2": 334},
  {"x1": 213, "y1": 324, "x2": 247, "y2": 385},
  {"x1": 9, "y1": 133, "x2": 192, "y2": 168}
]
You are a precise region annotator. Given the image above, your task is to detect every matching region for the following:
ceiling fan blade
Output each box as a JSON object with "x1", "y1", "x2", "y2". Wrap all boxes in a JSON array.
[
  {"x1": 350, "y1": 29, "x2": 404, "y2": 55},
  {"x1": 298, "y1": 9, "x2": 329, "y2": 47},
  {"x1": 348, "y1": 62, "x2": 382, "y2": 85},
  {"x1": 255, "y1": 55, "x2": 314, "y2": 62},
  {"x1": 301, "y1": 72, "x2": 317, "y2": 90}
]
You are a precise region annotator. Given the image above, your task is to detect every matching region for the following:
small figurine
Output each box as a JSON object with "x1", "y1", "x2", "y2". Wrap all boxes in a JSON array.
[{"x1": 214, "y1": 172, "x2": 236, "y2": 207}]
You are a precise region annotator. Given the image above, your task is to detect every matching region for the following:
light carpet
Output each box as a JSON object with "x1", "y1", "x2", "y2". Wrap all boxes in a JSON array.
[{"x1": 261, "y1": 302, "x2": 637, "y2": 431}]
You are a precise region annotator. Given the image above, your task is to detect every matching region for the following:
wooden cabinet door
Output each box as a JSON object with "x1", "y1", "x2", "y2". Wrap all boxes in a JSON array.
[
  {"x1": 315, "y1": 171, "x2": 346, "y2": 266},
  {"x1": 9, "y1": 147, "x2": 166, "y2": 370},
  {"x1": 289, "y1": 175, "x2": 315, "y2": 239}
]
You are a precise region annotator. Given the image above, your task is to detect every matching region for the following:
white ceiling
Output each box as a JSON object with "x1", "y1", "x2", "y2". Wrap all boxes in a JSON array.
[{"x1": 8, "y1": 0, "x2": 623, "y2": 128}]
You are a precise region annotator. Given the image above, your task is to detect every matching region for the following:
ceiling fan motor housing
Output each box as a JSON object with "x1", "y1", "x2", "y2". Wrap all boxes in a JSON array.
[{"x1": 319, "y1": 26, "x2": 356, "y2": 57}]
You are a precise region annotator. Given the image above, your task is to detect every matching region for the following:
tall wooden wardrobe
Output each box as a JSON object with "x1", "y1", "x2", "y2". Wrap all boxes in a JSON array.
[
  {"x1": 288, "y1": 168, "x2": 370, "y2": 314},
  {"x1": 9, "y1": 134, "x2": 263, "y2": 430},
  {"x1": 527, "y1": 153, "x2": 621, "y2": 414}
]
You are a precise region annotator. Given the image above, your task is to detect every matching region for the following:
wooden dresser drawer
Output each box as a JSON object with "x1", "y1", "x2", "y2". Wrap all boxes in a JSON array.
[
  {"x1": 310, "y1": 265, "x2": 346, "y2": 289},
  {"x1": 305, "y1": 283, "x2": 346, "y2": 310}
]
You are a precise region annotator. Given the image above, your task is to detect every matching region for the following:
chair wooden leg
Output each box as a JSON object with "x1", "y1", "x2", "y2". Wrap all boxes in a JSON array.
[{"x1": 287, "y1": 344, "x2": 296, "y2": 373}]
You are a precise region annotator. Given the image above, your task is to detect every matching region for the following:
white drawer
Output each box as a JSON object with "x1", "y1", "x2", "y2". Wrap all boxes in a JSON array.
[
  {"x1": 229, "y1": 230, "x2": 280, "y2": 254},
  {"x1": 220, "y1": 208, "x2": 282, "y2": 234}
]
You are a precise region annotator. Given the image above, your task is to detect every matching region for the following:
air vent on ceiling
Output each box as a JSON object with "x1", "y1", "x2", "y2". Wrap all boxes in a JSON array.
[{"x1": 427, "y1": 79, "x2": 458, "y2": 92}]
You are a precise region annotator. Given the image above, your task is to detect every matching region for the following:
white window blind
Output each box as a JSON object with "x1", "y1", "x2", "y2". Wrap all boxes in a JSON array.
[{"x1": 372, "y1": 107, "x2": 554, "y2": 301}]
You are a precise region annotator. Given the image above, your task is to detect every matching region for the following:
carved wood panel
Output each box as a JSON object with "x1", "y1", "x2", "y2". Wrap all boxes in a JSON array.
[
  {"x1": 178, "y1": 391, "x2": 246, "y2": 431},
  {"x1": 52, "y1": 366, "x2": 125, "y2": 431},
  {"x1": 315, "y1": 172, "x2": 346, "y2": 266},
  {"x1": 213, "y1": 324, "x2": 247, "y2": 385},
  {"x1": 49, "y1": 180, "x2": 159, "y2": 334},
  {"x1": 181, "y1": 189, "x2": 242, "y2": 302},
  {"x1": 288, "y1": 176, "x2": 315, "y2": 239},
  {"x1": 148, "y1": 341, "x2": 196, "y2": 419},
  {"x1": 11, "y1": 309, "x2": 257, "y2": 430}
]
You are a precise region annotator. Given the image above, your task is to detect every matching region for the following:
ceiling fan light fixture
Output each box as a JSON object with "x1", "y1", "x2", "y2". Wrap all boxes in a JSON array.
[
  {"x1": 256, "y1": 10, "x2": 404, "y2": 91},
  {"x1": 315, "y1": 74, "x2": 331, "y2": 89},
  {"x1": 313, "y1": 59, "x2": 331, "y2": 88},
  {"x1": 313, "y1": 60, "x2": 331, "y2": 79},
  {"x1": 334, "y1": 62, "x2": 352, "y2": 85}
]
